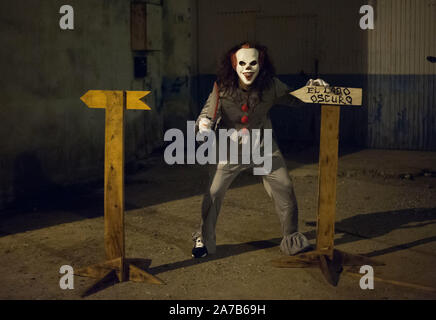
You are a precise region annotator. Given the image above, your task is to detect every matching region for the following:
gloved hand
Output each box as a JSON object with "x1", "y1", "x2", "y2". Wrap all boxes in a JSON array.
[
  {"x1": 198, "y1": 117, "x2": 212, "y2": 134},
  {"x1": 306, "y1": 78, "x2": 330, "y2": 87}
]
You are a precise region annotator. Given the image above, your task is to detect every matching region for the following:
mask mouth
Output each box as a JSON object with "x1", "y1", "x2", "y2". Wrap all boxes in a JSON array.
[{"x1": 243, "y1": 72, "x2": 255, "y2": 81}]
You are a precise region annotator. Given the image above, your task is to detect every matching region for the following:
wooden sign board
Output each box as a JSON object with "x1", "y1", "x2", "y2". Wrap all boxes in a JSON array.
[
  {"x1": 80, "y1": 90, "x2": 151, "y2": 110},
  {"x1": 290, "y1": 85, "x2": 363, "y2": 256},
  {"x1": 270, "y1": 84, "x2": 383, "y2": 287},
  {"x1": 290, "y1": 86, "x2": 362, "y2": 106},
  {"x1": 77, "y1": 90, "x2": 163, "y2": 297}
]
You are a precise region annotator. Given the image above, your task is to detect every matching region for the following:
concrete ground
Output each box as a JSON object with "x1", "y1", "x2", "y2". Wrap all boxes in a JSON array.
[{"x1": 0, "y1": 147, "x2": 436, "y2": 300}]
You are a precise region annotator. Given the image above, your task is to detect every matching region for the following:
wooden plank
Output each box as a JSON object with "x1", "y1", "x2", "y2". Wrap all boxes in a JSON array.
[
  {"x1": 316, "y1": 105, "x2": 340, "y2": 257},
  {"x1": 104, "y1": 91, "x2": 125, "y2": 260},
  {"x1": 131, "y1": 2, "x2": 147, "y2": 50},
  {"x1": 290, "y1": 86, "x2": 362, "y2": 106},
  {"x1": 270, "y1": 250, "x2": 326, "y2": 268},
  {"x1": 129, "y1": 262, "x2": 165, "y2": 285},
  {"x1": 126, "y1": 91, "x2": 151, "y2": 110},
  {"x1": 75, "y1": 257, "x2": 123, "y2": 279},
  {"x1": 80, "y1": 90, "x2": 118, "y2": 109}
]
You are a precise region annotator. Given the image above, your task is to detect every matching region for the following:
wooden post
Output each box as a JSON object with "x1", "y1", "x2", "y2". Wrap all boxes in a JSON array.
[
  {"x1": 76, "y1": 90, "x2": 164, "y2": 296},
  {"x1": 316, "y1": 105, "x2": 340, "y2": 258},
  {"x1": 270, "y1": 85, "x2": 384, "y2": 286},
  {"x1": 104, "y1": 91, "x2": 125, "y2": 262}
]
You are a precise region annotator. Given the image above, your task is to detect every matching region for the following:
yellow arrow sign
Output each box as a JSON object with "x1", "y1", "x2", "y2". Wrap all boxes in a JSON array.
[
  {"x1": 126, "y1": 91, "x2": 151, "y2": 110},
  {"x1": 80, "y1": 90, "x2": 151, "y2": 110},
  {"x1": 80, "y1": 90, "x2": 121, "y2": 109},
  {"x1": 75, "y1": 88, "x2": 163, "y2": 291},
  {"x1": 290, "y1": 86, "x2": 363, "y2": 106}
]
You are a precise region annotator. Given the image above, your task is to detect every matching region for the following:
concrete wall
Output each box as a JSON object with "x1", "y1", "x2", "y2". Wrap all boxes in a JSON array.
[
  {"x1": 1, "y1": 0, "x2": 434, "y2": 210},
  {"x1": 0, "y1": 0, "x2": 164, "y2": 209},
  {"x1": 161, "y1": 0, "x2": 198, "y2": 132}
]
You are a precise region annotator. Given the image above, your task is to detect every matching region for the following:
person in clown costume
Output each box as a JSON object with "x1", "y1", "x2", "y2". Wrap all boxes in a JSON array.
[{"x1": 192, "y1": 42, "x2": 329, "y2": 258}]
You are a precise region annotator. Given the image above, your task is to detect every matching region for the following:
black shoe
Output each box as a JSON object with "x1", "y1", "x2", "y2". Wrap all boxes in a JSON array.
[{"x1": 192, "y1": 237, "x2": 208, "y2": 258}]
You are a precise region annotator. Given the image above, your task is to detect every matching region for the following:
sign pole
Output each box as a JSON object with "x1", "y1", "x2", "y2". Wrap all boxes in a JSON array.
[
  {"x1": 76, "y1": 90, "x2": 164, "y2": 297},
  {"x1": 104, "y1": 91, "x2": 125, "y2": 264},
  {"x1": 316, "y1": 105, "x2": 340, "y2": 258},
  {"x1": 271, "y1": 86, "x2": 384, "y2": 286}
]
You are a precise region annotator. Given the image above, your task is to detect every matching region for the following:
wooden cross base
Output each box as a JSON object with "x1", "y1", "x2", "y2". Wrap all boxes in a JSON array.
[
  {"x1": 75, "y1": 257, "x2": 164, "y2": 297},
  {"x1": 271, "y1": 249, "x2": 384, "y2": 286}
]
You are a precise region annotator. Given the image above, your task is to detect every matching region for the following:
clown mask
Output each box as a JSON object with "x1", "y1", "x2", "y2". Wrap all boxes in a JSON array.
[{"x1": 235, "y1": 48, "x2": 260, "y2": 86}]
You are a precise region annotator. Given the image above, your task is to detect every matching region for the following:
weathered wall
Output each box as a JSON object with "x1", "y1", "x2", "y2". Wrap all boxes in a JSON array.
[
  {"x1": 1, "y1": 0, "x2": 434, "y2": 210},
  {"x1": 195, "y1": 0, "x2": 436, "y2": 151},
  {"x1": 161, "y1": 0, "x2": 198, "y2": 132},
  {"x1": 366, "y1": 0, "x2": 436, "y2": 150},
  {"x1": 0, "y1": 0, "x2": 164, "y2": 209},
  {"x1": 196, "y1": 0, "x2": 369, "y2": 150}
]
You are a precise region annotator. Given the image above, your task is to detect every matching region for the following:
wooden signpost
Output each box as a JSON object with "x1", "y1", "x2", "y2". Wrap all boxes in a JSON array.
[
  {"x1": 76, "y1": 90, "x2": 164, "y2": 297},
  {"x1": 271, "y1": 85, "x2": 384, "y2": 286}
]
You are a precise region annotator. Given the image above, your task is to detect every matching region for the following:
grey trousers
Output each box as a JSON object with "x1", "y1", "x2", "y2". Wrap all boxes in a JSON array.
[{"x1": 194, "y1": 154, "x2": 310, "y2": 255}]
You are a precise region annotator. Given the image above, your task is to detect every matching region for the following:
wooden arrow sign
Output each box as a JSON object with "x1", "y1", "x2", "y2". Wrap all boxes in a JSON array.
[
  {"x1": 77, "y1": 89, "x2": 163, "y2": 296},
  {"x1": 270, "y1": 84, "x2": 381, "y2": 288},
  {"x1": 290, "y1": 84, "x2": 364, "y2": 257},
  {"x1": 80, "y1": 90, "x2": 151, "y2": 109},
  {"x1": 290, "y1": 85, "x2": 362, "y2": 106},
  {"x1": 126, "y1": 91, "x2": 151, "y2": 110}
]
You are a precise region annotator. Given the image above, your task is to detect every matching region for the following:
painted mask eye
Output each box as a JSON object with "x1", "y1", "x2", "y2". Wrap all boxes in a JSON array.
[
  {"x1": 239, "y1": 61, "x2": 246, "y2": 66},
  {"x1": 250, "y1": 61, "x2": 257, "y2": 66}
]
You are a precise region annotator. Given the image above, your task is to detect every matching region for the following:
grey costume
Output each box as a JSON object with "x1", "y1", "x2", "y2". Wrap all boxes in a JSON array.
[{"x1": 193, "y1": 78, "x2": 310, "y2": 255}]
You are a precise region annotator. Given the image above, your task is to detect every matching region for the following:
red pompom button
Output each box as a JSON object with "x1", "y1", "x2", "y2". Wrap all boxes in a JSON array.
[
  {"x1": 241, "y1": 115, "x2": 249, "y2": 124},
  {"x1": 241, "y1": 104, "x2": 249, "y2": 112}
]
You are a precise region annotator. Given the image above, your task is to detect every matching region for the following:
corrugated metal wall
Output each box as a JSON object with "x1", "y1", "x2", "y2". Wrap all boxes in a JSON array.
[
  {"x1": 197, "y1": 0, "x2": 368, "y2": 149},
  {"x1": 367, "y1": 0, "x2": 436, "y2": 150},
  {"x1": 197, "y1": 0, "x2": 436, "y2": 150}
]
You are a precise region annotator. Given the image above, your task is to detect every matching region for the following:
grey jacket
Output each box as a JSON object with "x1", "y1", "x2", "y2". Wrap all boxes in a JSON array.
[
  {"x1": 196, "y1": 77, "x2": 301, "y2": 133},
  {"x1": 195, "y1": 78, "x2": 303, "y2": 163}
]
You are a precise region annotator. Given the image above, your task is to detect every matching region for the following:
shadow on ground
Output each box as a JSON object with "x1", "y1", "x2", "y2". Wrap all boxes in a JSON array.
[
  {"x1": 0, "y1": 147, "x2": 362, "y2": 236},
  {"x1": 138, "y1": 207, "x2": 436, "y2": 277}
]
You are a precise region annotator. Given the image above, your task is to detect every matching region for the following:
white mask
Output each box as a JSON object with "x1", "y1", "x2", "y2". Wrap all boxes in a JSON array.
[{"x1": 235, "y1": 48, "x2": 260, "y2": 86}]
